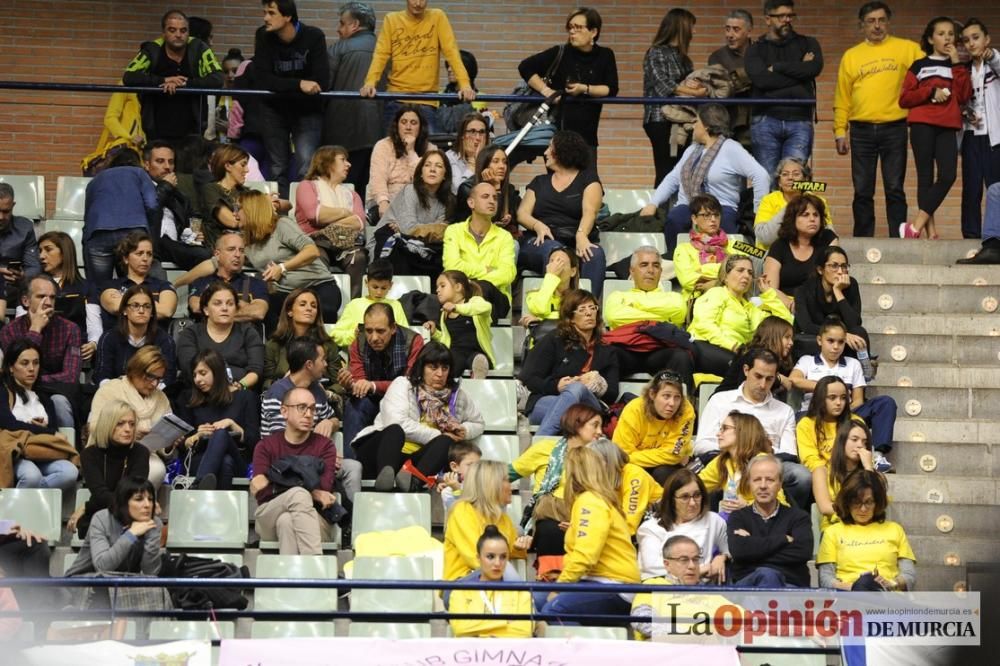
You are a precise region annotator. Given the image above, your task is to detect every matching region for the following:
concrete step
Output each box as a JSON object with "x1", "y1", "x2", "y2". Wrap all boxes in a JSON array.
[
  {"x1": 888, "y1": 441, "x2": 998, "y2": 478},
  {"x1": 888, "y1": 503, "x2": 1000, "y2": 539},
  {"x1": 869, "y1": 333, "x2": 1000, "y2": 367},
  {"x1": 911, "y1": 564, "x2": 968, "y2": 592},
  {"x1": 866, "y1": 313, "x2": 1000, "y2": 338},
  {"x1": 860, "y1": 283, "x2": 1000, "y2": 315},
  {"x1": 908, "y1": 535, "x2": 997, "y2": 568},
  {"x1": 852, "y1": 263, "x2": 1000, "y2": 286},
  {"x1": 838, "y1": 238, "x2": 980, "y2": 266},
  {"x1": 874, "y1": 363, "x2": 1000, "y2": 389},
  {"x1": 870, "y1": 386, "x2": 999, "y2": 420},
  {"x1": 886, "y1": 475, "x2": 1000, "y2": 505},
  {"x1": 892, "y1": 418, "x2": 1000, "y2": 445}
]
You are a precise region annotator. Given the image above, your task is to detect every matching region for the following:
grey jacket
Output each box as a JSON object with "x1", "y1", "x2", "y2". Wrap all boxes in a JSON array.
[
  {"x1": 65, "y1": 509, "x2": 163, "y2": 577},
  {"x1": 325, "y1": 30, "x2": 383, "y2": 152}
]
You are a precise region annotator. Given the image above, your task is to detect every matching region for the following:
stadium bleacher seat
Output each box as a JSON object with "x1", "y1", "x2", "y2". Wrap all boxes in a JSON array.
[
  {"x1": 148, "y1": 620, "x2": 236, "y2": 640},
  {"x1": 352, "y1": 492, "x2": 431, "y2": 547},
  {"x1": 698, "y1": 383, "x2": 719, "y2": 421},
  {"x1": 60, "y1": 553, "x2": 77, "y2": 576},
  {"x1": 0, "y1": 488, "x2": 62, "y2": 542},
  {"x1": 43, "y1": 218, "x2": 85, "y2": 265},
  {"x1": 461, "y1": 379, "x2": 517, "y2": 433},
  {"x1": 489, "y1": 327, "x2": 514, "y2": 377},
  {"x1": 506, "y1": 494, "x2": 523, "y2": 529},
  {"x1": 603, "y1": 189, "x2": 655, "y2": 215},
  {"x1": 254, "y1": 554, "x2": 339, "y2": 612},
  {"x1": 245, "y1": 181, "x2": 279, "y2": 195},
  {"x1": 619, "y1": 381, "x2": 648, "y2": 398},
  {"x1": 371, "y1": 274, "x2": 430, "y2": 301},
  {"x1": 330, "y1": 272, "x2": 351, "y2": 318},
  {"x1": 543, "y1": 625, "x2": 629, "y2": 640},
  {"x1": 601, "y1": 231, "x2": 667, "y2": 266},
  {"x1": 348, "y1": 622, "x2": 432, "y2": 639},
  {"x1": 473, "y1": 434, "x2": 519, "y2": 465},
  {"x1": 0, "y1": 175, "x2": 45, "y2": 220},
  {"x1": 350, "y1": 556, "x2": 434, "y2": 613},
  {"x1": 519, "y1": 277, "x2": 592, "y2": 318},
  {"x1": 54, "y1": 176, "x2": 91, "y2": 221},
  {"x1": 250, "y1": 621, "x2": 337, "y2": 638},
  {"x1": 164, "y1": 490, "x2": 248, "y2": 550}
]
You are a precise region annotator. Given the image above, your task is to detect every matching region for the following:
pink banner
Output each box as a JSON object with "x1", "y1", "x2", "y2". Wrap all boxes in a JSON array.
[{"x1": 219, "y1": 637, "x2": 741, "y2": 666}]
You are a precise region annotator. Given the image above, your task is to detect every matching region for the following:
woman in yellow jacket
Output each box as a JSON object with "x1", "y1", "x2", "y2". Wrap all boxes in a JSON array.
[
  {"x1": 540, "y1": 447, "x2": 640, "y2": 622},
  {"x1": 508, "y1": 403, "x2": 603, "y2": 578},
  {"x1": 588, "y1": 438, "x2": 662, "y2": 534},
  {"x1": 673, "y1": 194, "x2": 748, "y2": 301},
  {"x1": 84, "y1": 92, "x2": 143, "y2": 173},
  {"x1": 424, "y1": 270, "x2": 494, "y2": 378},
  {"x1": 688, "y1": 254, "x2": 792, "y2": 377},
  {"x1": 447, "y1": 525, "x2": 536, "y2": 637},
  {"x1": 698, "y1": 411, "x2": 787, "y2": 515},
  {"x1": 521, "y1": 248, "x2": 580, "y2": 324},
  {"x1": 444, "y1": 460, "x2": 530, "y2": 580},
  {"x1": 612, "y1": 370, "x2": 695, "y2": 484}
]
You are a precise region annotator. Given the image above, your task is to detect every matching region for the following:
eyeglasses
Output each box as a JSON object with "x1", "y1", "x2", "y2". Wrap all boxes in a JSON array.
[
  {"x1": 465, "y1": 128, "x2": 487, "y2": 136},
  {"x1": 286, "y1": 403, "x2": 317, "y2": 415},
  {"x1": 718, "y1": 424, "x2": 736, "y2": 433},
  {"x1": 566, "y1": 23, "x2": 590, "y2": 32},
  {"x1": 127, "y1": 302, "x2": 153, "y2": 312},
  {"x1": 825, "y1": 262, "x2": 850, "y2": 271},
  {"x1": 664, "y1": 556, "x2": 700, "y2": 566},
  {"x1": 769, "y1": 12, "x2": 796, "y2": 20},
  {"x1": 675, "y1": 492, "x2": 703, "y2": 503},
  {"x1": 694, "y1": 211, "x2": 722, "y2": 220},
  {"x1": 574, "y1": 304, "x2": 599, "y2": 315},
  {"x1": 143, "y1": 371, "x2": 165, "y2": 383},
  {"x1": 851, "y1": 498, "x2": 877, "y2": 509}
]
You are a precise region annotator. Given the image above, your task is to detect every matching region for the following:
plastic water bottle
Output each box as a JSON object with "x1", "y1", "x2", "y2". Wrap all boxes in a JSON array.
[
  {"x1": 719, "y1": 476, "x2": 739, "y2": 521},
  {"x1": 857, "y1": 349, "x2": 874, "y2": 382}
]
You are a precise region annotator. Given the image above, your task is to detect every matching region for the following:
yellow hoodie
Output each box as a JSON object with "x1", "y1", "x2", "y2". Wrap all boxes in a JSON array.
[
  {"x1": 621, "y1": 464, "x2": 664, "y2": 534},
  {"x1": 614, "y1": 397, "x2": 696, "y2": 469},
  {"x1": 443, "y1": 501, "x2": 526, "y2": 581},
  {"x1": 558, "y1": 491, "x2": 640, "y2": 584}
]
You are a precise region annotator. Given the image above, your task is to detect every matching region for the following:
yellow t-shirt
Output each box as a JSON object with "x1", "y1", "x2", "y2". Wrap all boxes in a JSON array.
[
  {"x1": 699, "y1": 453, "x2": 788, "y2": 506},
  {"x1": 510, "y1": 439, "x2": 565, "y2": 498},
  {"x1": 443, "y1": 501, "x2": 525, "y2": 581},
  {"x1": 559, "y1": 491, "x2": 640, "y2": 584},
  {"x1": 620, "y1": 463, "x2": 664, "y2": 535},
  {"x1": 613, "y1": 397, "x2": 695, "y2": 469},
  {"x1": 816, "y1": 520, "x2": 916, "y2": 585},
  {"x1": 797, "y1": 415, "x2": 867, "y2": 472},
  {"x1": 448, "y1": 587, "x2": 534, "y2": 638}
]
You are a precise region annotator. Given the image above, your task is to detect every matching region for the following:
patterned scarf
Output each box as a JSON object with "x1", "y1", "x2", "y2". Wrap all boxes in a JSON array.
[
  {"x1": 415, "y1": 385, "x2": 463, "y2": 435},
  {"x1": 689, "y1": 229, "x2": 728, "y2": 264},
  {"x1": 361, "y1": 330, "x2": 410, "y2": 382},
  {"x1": 521, "y1": 437, "x2": 569, "y2": 531},
  {"x1": 680, "y1": 137, "x2": 727, "y2": 200}
]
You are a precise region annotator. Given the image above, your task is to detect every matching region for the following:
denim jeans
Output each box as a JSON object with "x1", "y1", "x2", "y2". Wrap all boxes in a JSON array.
[
  {"x1": 750, "y1": 116, "x2": 814, "y2": 182},
  {"x1": 83, "y1": 227, "x2": 145, "y2": 283},
  {"x1": 960, "y1": 132, "x2": 1000, "y2": 238},
  {"x1": 15, "y1": 459, "x2": 78, "y2": 490},
  {"x1": 529, "y1": 382, "x2": 603, "y2": 436},
  {"x1": 343, "y1": 395, "x2": 381, "y2": 458},
  {"x1": 849, "y1": 120, "x2": 908, "y2": 237},
  {"x1": 733, "y1": 567, "x2": 794, "y2": 588},
  {"x1": 781, "y1": 460, "x2": 813, "y2": 509},
  {"x1": 541, "y1": 586, "x2": 632, "y2": 625},
  {"x1": 259, "y1": 105, "x2": 323, "y2": 198},
  {"x1": 854, "y1": 395, "x2": 898, "y2": 452},
  {"x1": 664, "y1": 204, "x2": 739, "y2": 255},
  {"x1": 984, "y1": 183, "x2": 1000, "y2": 241},
  {"x1": 518, "y1": 236, "x2": 606, "y2": 302},
  {"x1": 195, "y1": 429, "x2": 245, "y2": 489}
]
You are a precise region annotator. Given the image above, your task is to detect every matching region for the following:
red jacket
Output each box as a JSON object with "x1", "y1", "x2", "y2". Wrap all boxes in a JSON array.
[{"x1": 899, "y1": 56, "x2": 972, "y2": 129}]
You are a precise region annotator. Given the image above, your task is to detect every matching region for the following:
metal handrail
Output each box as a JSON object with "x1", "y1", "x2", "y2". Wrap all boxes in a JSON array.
[{"x1": 0, "y1": 80, "x2": 816, "y2": 107}]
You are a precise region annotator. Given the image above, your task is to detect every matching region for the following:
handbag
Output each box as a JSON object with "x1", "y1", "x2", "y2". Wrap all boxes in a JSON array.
[
  {"x1": 81, "y1": 137, "x2": 140, "y2": 176},
  {"x1": 503, "y1": 44, "x2": 566, "y2": 132},
  {"x1": 316, "y1": 217, "x2": 364, "y2": 250}
]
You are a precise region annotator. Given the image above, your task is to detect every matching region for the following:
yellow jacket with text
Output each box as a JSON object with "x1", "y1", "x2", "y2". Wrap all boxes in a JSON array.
[
  {"x1": 613, "y1": 397, "x2": 696, "y2": 469},
  {"x1": 558, "y1": 491, "x2": 640, "y2": 584},
  {"x1": 621, "y1": 463, "x2": 664, "y2": 534}
]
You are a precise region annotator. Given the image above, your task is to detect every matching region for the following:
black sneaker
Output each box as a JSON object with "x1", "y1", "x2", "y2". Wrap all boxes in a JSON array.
[
  {"x1": 194, "y1": 473, "x2": 217, "y2": 490},
  {"x1": 374, "y1": 466, "x2": 396, "y2": 492}
]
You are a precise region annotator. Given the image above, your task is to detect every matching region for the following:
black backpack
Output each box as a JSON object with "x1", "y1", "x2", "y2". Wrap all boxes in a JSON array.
[{"x1": 161, "y1": 553, "x2": 250, "y2": 610}]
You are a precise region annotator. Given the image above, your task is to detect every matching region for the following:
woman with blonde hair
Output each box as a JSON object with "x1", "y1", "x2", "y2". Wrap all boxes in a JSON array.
[
  {"x1": 295, "y1": 145, "x2": 368, "y2": 296},
  {"x1": 541, "y1": 447, "x2": 640, "y2": 623},
  {"x1": 67, "y1": 400, "x2": 150, "y2": 538},
  {"x1": 587, "y1": 438, "x2": 663, "y2": 534},
  {"x1": 444, "y1": 460, "x2": 530, "y2": 580}
]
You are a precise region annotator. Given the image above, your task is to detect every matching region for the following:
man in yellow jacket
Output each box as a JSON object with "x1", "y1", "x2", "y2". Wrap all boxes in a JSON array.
[
  {"x1": 833, "y1": 2, "x2": 924, "y2": 237},
  {"x1": 360, "y1": 0, "x2": 474, "y2": 132},
  {"x1": 442, "y1": 183, "x2": 517, "y2": 322},
  {"x1": 603, "y1": 246, "x2": 693, "y2": 384}
]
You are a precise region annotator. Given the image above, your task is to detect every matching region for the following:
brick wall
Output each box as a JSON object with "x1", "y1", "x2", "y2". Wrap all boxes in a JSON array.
[{"x1": 1, "y1": 0, "x2": 997, "y2": 238}]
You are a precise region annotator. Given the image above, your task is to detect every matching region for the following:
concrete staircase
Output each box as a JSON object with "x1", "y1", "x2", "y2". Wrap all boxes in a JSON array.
[{"x1": 842, "y1": 238, "x2": 1000, "y2": 593}]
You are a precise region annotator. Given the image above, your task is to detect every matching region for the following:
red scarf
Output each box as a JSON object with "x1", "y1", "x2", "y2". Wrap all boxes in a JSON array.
[{"x1": 689, "y1": 229, "x2": 728, "y2": 264}]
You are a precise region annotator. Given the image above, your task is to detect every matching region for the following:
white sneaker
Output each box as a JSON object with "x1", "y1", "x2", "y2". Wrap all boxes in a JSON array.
[
  {"x1": 471, "y1": 353, "x2": 490, "y2": 379},
  {"x1": 873, "y1": 451, "x2": 894, "y2": 474}
]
